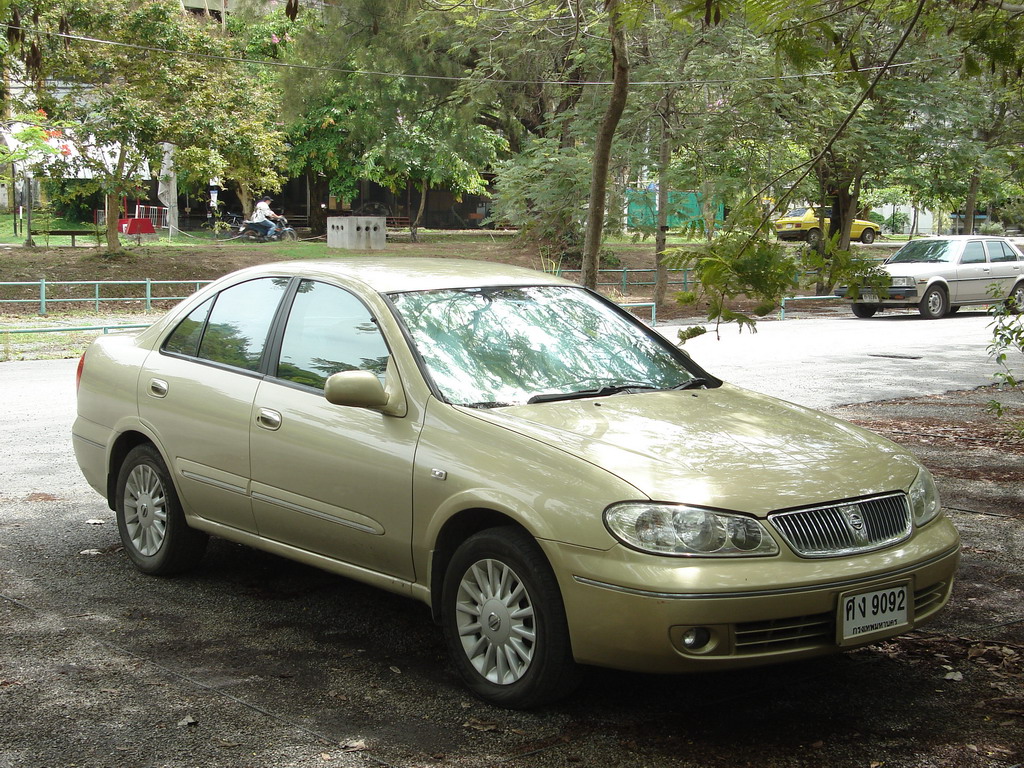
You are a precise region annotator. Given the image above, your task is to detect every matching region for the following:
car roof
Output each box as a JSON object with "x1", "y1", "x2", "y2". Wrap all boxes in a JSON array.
[{"x1": 221, "y1": 257, "x2": 573, "y2": 294}]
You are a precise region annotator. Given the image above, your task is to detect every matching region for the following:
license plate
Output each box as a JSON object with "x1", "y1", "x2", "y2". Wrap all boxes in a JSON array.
[
  {"x1": 860, "y1": 292, "x2": 878, "y2": 302},
  {"x1": 838, "y1": 583, "x2": 910, "y2": 644}
]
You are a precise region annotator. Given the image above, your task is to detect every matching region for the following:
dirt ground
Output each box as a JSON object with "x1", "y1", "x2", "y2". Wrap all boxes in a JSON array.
[{"x1": 1, "y1": 241, "x2": 1022, "y2": 767}]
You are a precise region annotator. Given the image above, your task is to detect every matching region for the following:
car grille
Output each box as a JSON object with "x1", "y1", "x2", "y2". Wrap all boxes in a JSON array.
[
  {"x1": 768, "y1": 492, "x2": 912, "y2": 558},
  {"x1": 733, "y1": 581, "x2": 951, "y2": 655}
]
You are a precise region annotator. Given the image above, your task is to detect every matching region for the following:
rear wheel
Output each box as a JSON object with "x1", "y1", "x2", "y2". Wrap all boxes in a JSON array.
[
  {"x1": 115, "y1": 444, "x2": 207, "y2": 575},
  {"x1": 851, "y1": 303, "x2": 878, "y2": 318},
  {"x1": 1007, "y1": 282, "x2": 1024, "y2": 314},
  {"x1": 441, "y1": 526, "x2": 581, "y2": 709},
  {"x1": 919, "y1": 285, "x2": 949, "y2": 319},
  {"x1": 805, "y1": 228, "x2": 822, "y2": 248},
  {"x1": 860, "y1": 228, "x2": 876, "y2": 244}
]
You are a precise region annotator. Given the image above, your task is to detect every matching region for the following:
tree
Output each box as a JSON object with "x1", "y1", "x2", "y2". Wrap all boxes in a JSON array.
[{"x1": 28, "y1": 0, "x2": 284, "y2": 251}]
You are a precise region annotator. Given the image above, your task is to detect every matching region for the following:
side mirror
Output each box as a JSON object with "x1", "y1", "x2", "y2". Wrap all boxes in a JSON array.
[{"x1": 324, "y1": 370, "x2": 390, "y2": 409}]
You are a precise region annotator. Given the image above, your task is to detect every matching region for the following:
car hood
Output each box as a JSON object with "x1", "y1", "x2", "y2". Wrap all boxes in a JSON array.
[
  {"x1": 880, "y1": 261, "x2": 951, "y2": 277},
  {"x1": 467, "y1": 384, "x2": 919, "y2": 516}
]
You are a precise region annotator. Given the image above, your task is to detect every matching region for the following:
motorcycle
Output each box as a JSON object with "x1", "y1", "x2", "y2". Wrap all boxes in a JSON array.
[{"x1": 237, "y1": 215, "x2": 298, "y2": 242}]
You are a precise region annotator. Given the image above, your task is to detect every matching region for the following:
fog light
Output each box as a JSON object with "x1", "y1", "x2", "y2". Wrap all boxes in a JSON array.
[{"x1": 682, "y1": 627, "x2": 711, "y2": 650}]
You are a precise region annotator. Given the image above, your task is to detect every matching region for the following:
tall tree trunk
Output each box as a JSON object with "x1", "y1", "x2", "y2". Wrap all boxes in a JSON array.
[
  {"x1": 305, "y1": 171, "x2": 329, "y2": 236},
  {"x1": 104, "y1": 191, "x2": 122, "y2": 252},
  {"x1": 411, "y1": 180, "x2": 427, "y2": 243},
  {"x1": 581, "y1": 0, "x2": 629, "y2": 290},
  {"x1": 964, "y1": 169, "x2": 980, "y2": 235},
  {"x1": 654, "y1": 109, "x2": 670, "y2": 307}
]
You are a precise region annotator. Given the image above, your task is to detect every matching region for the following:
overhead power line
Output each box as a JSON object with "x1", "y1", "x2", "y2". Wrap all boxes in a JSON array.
[{"x1": 13, "y1": 24, "x2": 959, "y2": 88}]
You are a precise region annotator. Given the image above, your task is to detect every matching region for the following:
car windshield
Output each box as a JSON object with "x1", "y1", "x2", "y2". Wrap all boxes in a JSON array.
[
  {"x1": 886, "y1": 240, "x2": 958, "y2": 264},
  {"x1": 389, "y1": 285, "x2": 701, "y2": 407}
]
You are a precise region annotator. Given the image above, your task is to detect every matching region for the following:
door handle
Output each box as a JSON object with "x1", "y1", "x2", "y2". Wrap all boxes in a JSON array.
[
  {"x1": 256, "y1": 408, "x2": 282, "y2": 431},
  {"x1": 149, "y1": 378, "x2": 168, "y2": 398}
]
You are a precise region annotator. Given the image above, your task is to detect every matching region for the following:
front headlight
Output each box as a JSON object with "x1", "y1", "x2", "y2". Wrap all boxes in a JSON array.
[
  {"x1": 890, "y1": 276, "x2": 915, "y2": 288},
  {"x1": 909, "y1": 468, "x2": 941, "y2": 526},
  {"x1": 604, "y1": 503, "x2": 779, "y2": 557}
]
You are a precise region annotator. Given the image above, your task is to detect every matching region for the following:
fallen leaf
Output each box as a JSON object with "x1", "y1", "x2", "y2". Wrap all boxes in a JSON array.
[
  {"x1": 24, "y1": 493, "x2": 57, "y2": 502},
  {"x1": 389, "y1": 666, "x2": 401, "y2": 674},
  {"x1": 79, "y1": 549, "x2": 104, "y2": 556},
  {"x1": 944, "y1": 671, "x2": 964, "y2": 681},
  {"x1": 177, "y1": 715, "x2": 198, "y2": 727},
  {"x1": 810, "y1": 741, "x2": 824, "y2": 748},
  {"x1": 463, "y1": 718, "x2": 498, "y2": 732},
  {"x1": 85, "y1": 519, "x2": 105, "y2": 525},
  {"x1": 340, "y1": 740, "x2": 367, "y2": 752}
]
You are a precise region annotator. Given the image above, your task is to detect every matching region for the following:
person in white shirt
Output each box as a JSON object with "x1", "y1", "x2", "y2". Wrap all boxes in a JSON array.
[{"x1": 251, "y1": 196, "x2": 283, "y2": 239}]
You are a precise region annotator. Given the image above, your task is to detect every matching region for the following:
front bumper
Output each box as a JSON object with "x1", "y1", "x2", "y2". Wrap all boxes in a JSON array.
[
  {"x1": 835, "y1": 286, "x2": 920, "y2": 305},
  {"x1": 543, "y1": 515, "x2": 960, "y2": 673}
]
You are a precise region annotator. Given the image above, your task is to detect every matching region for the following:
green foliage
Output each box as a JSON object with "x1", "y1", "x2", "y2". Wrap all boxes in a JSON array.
[
  {"x1": 40, "y1": 178, "x2": 101, "y2": 222},
  {"x1": 885, "y1": 210, "x2": 910, "y2": 234},
  {"x1": 491, "y1": 138, "x2": 591, "y2": 253},
  {"x1": 665, "y1": 230, "x2": 798, "y2": 337},
  {"x1": 987, "y1": 285, "x2": 1024, "y2": 439},
  {"x1": 979, "y1": 220, "x2": 1005, "y2": 235}
]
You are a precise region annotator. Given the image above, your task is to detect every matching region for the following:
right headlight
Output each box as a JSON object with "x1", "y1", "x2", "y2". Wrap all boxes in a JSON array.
[
  {"x1": 908, "y1": 467, "x2": 941, "y2": 526},
  {"x1": 604, "y1": 502, "x2": 779, "y2": 557},
  {"x1": 890, "y1": 276, "x2": 916, "y2": 288}
]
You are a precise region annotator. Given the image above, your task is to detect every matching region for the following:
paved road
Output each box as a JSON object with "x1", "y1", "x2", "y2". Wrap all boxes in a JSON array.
[{"x1": 662, "y1": 308, "x2": 1008, "y2": 408}]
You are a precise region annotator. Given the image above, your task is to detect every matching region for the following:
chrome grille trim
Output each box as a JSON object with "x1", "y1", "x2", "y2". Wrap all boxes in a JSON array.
[{"x1": 768, "y1": 492, "x2": 912, "y2": 558}]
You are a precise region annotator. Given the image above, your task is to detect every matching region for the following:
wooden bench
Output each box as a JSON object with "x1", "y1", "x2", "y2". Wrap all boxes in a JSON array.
[
  {"x1": 386, "y1": 216, "x2": 411, "y2": 228},
  {"x1": 30, "y1": 229, "x2": 101, "y2": 246}
]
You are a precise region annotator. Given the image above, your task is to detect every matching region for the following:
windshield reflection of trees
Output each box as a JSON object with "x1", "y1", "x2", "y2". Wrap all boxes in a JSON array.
[{"x1": 393, "y1": 286, "x2": 690, "y2": 406}]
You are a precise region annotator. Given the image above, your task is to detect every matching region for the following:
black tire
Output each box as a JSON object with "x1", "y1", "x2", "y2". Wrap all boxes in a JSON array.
[
  {"x1": 238, "y1": 227, "x2": 261, "y2": 242},
  {"x1": 441, "y1": 526, "x2": 581, "y2": 709},
  {"x1": 280, "y1": 229, "x2": 298, "y2": 242},
  {"x1": 805, "y1": 228, "x2": 822, "y2": 248},
  {"x1": 919, "y1": 285, "x2": 949, "y2": 319},
  {"x1": 851, "y1": 303, "x2": 878, "y2": 318},
  {"x1": 860, "y1": 228, "x2": 876, "y2": 244},
  {"x1": 1007, "y1": 282, "x2": 1024, "y2": 314},
  {"x1": 115, "y1": 444, "x2": 207, "y2": 576}
]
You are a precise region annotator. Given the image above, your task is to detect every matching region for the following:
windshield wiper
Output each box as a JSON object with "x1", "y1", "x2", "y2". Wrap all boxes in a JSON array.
[
  {"x1": 673, "y1": 377, "x2": 711, "y2": 390},
  {"x1": 527, "y1": 383, "x2": 658, "y2": 404}
]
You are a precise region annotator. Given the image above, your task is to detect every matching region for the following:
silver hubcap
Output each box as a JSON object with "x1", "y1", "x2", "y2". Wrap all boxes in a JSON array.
[
  {"x1": 927, "y1": 291, "x2": 944, "y2": 315},
  {"x1": 455, "y1": 559, "x2": 536, "y2": 685},
  {"x1": 124, "y1": 465, "x2": 168, "y2": 556}
]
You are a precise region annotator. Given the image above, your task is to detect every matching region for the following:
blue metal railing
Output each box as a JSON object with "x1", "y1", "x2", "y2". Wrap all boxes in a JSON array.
[{"x1": 0, "y1": 279, "x2": 212, "y2": 315}]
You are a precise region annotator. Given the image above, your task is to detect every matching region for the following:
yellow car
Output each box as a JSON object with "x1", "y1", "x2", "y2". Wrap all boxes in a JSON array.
[
  {"x1": 73, "y1": 258, "x2": 958, "y2": 708},
  {"x1": 776, "y1": 206, "x2": 879, "y2": 246}
]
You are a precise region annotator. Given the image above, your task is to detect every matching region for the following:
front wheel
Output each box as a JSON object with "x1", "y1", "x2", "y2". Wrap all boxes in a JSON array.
[
  {"x1": 860, "y1": 228, "x2": 876, "y2": 244},
  {"x1": 805, "y1": 228, "x2": 822, "y2": 248},
  {"x1": 441, "y1": 527, "x2": 581, "y2": 709},
  {"x1": 115, "y1": 444, "x2": 207, "y2": 575},
  {"x1": 851, "y1": 303, "x2": 878, "y2": 318},
  {"x1": 919, "y1": 285, "x2": 949, "y2": 319},
  {"x1": 279, "y1": 228, "x2": 298, "y2": 242}
]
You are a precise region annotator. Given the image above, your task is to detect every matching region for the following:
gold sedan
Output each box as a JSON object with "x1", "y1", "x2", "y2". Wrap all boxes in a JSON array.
[{"x1": 73, "y1": 258, "x2": 960, "y2": 708}]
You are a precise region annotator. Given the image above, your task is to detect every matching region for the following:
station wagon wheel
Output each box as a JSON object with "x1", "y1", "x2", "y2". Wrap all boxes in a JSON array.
[
  {"x1": 115, "y1": 444, "x2": 207, "y2": 576},
  {"x1": 918, "y1": 285, "x2": 948, "y2": 319},
  {"x1": 860, "y1": 228, "x2": 876, "y2": 244},
  {"x1": 441, "y1": 527, "x2": 581, "y2": 709},
  {"x1": 851, "y1": 303, "x2": 878, "y2": 318},
  {"x1": 1008, "y1": 282, "x2": 1024, "y2": 314}
]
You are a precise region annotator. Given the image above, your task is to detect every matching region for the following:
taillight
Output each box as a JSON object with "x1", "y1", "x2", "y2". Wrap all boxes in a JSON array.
[{"x1": 76, "y1": 351, "x2": 86, "y2": 393}]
